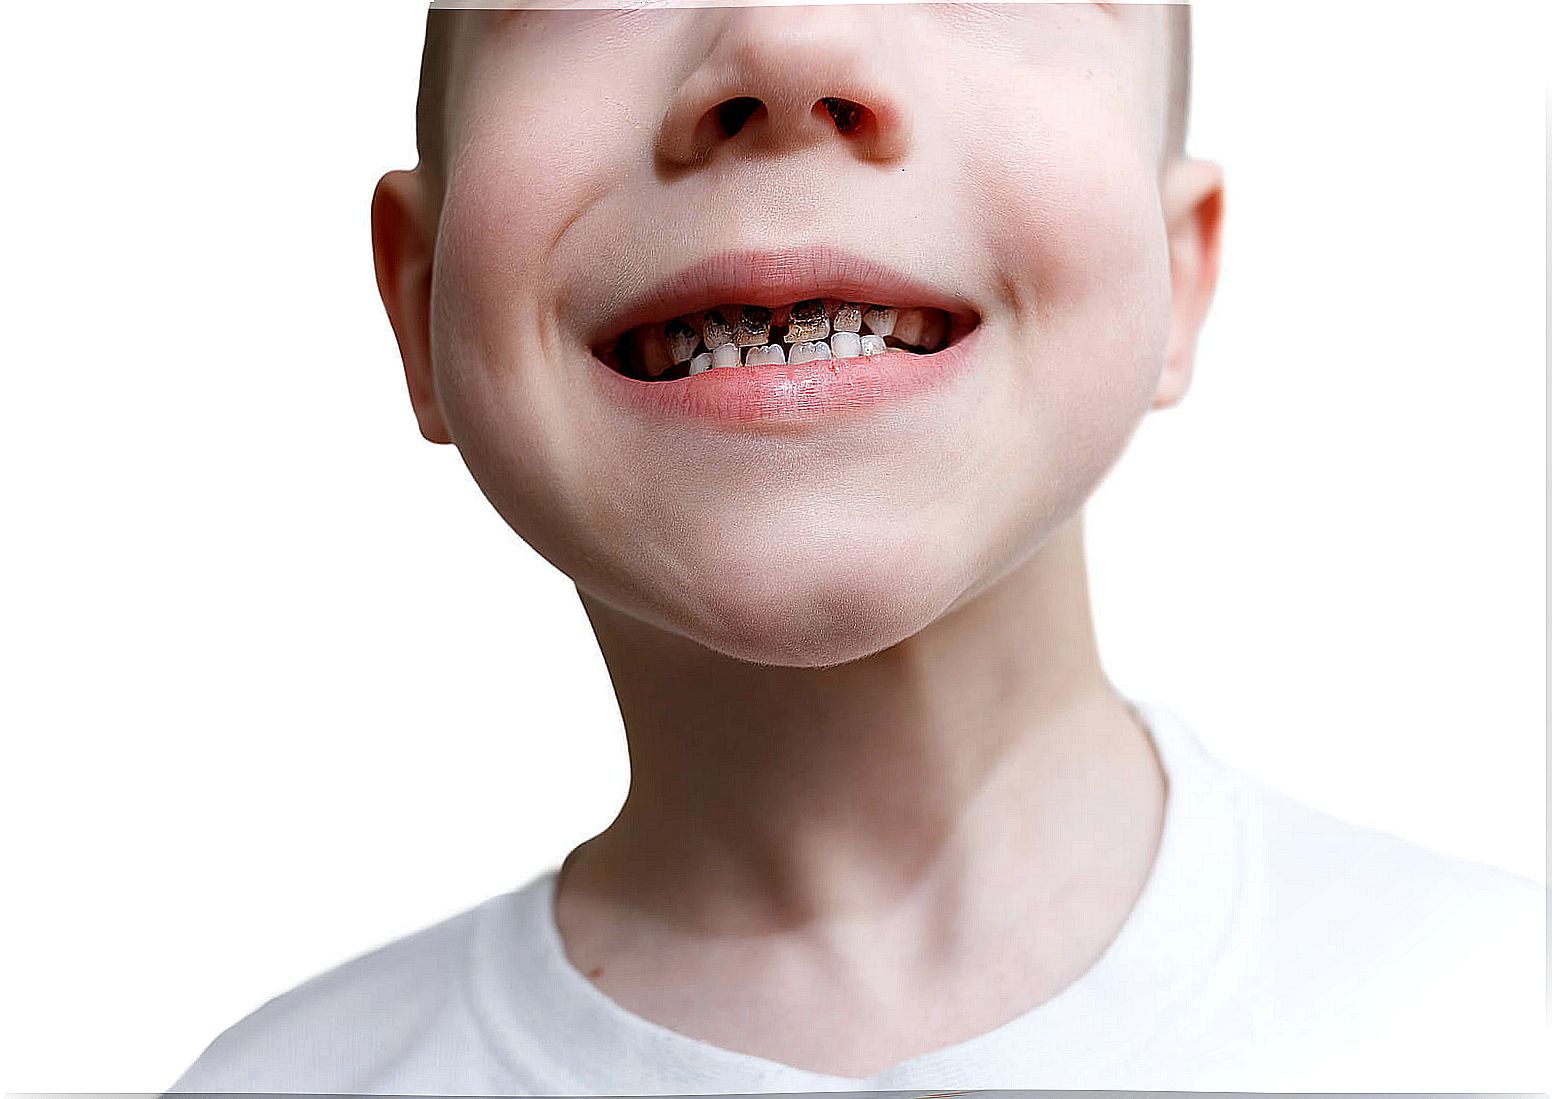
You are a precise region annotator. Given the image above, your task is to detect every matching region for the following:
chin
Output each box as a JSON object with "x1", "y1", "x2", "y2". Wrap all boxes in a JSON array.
[{"x1": 635, "y1": 544, "x2": 959, "y2": 669}]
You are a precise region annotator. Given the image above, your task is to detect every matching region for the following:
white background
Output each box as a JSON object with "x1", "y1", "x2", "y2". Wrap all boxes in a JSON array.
[{"x1": 2, "y1": 0, "x2": 1546, "y2": 1090}]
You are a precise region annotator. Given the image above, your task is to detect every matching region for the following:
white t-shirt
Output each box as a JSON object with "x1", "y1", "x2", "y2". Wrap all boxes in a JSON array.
[{"x1": 169, "y1": 700, "x2": 1547, "y2": 1094}]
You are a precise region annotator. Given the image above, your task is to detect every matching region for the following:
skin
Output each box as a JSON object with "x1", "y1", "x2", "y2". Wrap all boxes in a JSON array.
[{"x1": 372, "y1": 3, "x2": 1224, "y2": 1078}]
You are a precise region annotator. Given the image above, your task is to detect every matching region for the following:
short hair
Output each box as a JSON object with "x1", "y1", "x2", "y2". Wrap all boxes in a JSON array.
[{"x1": 415, "y1": 5, "x2": 1193, "y2": 183}]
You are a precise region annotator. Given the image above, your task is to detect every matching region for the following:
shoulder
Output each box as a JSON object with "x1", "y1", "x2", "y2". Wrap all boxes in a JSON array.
[
  {"x1": 1241, "y1": 773, "x2": 1543, "y2": 950},
  {"x1": 1225, "y1": 769, "x2": 1545, "y2": 1067},
  {"x1": 167, "y1": 894, "x2": 507, "y2": 1093}
]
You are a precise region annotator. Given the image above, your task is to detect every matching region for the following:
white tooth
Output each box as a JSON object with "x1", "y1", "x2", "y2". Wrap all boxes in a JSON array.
[
  {"x1": 833, "y1": 303, "x2": 863, "y2": 334},
  {"x1": 711, "y1": 343, "x2": 742, "y2": 368},
  {"x1": 665, "y1": 318, "x2": 700, "y2": 363},
  {"x1": 743, "y1": 343, "x2": 786, "y2": 366},
  {"x1": 892, "y1": 308, "x2": 927, "y2": 346},
  {"x1": 860, "y1": 334, "x2": 888, "y2": 356},
  {"x1": 688, "y1": 351, "x2": 713, "y2": 375},
  {"x1": 862, "y1": 307, "x2": 897, "y2": 337},
  {"x1": 788, "y1": 340, "x2": 832, "y2": 365},
  {"x1": 701, "y1": 309, "x2": 735, "y2": 349},
  {"x1": 830, "y1": 331, "x2": 862, "y2": 359}
]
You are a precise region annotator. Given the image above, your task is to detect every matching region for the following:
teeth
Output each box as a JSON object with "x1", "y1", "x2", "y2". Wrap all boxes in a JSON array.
[
  {"x1": 862, "y1": 307, "x2": 897, "y2": 337},
  {"x1": 665, "y1": 318, "x2": 700, "y2": 364},
  {"x1": 638, "y1": 301, "x2": 960, "y2": 379},
  {"x1": 640, "y1": 327, "x2": 673, "y2": 377},
  {"x1": 832, "y1": 303, "x2": 863, "y2": 334},
  {"x1": 919, "y1": 311, "x2": 947, "y2": 352},
  {"x1": 701, "y1": 309, "x2": 734, "y2": 350},
  {"x1": 892, "y1": 308, "x2": 927, "y2": 347},
  {"x1": 744, "y1": 343, "x2": 787, "y2": 367},
  {"x1": 732, "y1": 306, "x2": 772, "y2": 348},
  {"x1": 784, "y1": 299, "x2": 830, "y2": 344},
  {"x1": 829, "y1": 331, "x2": 862, "y2": 359},
  {"x1": 788, "y1": 340, "x2": 832, "y2": 365}
]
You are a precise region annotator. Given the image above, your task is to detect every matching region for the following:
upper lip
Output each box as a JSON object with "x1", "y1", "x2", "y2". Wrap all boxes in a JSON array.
[{"x1": 588, "y1": 244, "x2": 981, "y2": 349}]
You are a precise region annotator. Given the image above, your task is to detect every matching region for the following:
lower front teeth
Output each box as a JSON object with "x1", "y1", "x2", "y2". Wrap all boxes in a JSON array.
[
  {"x1": 743, "y1": 344, "x2": 786, "y2": 367},
  {"x1": 674, "y1": 334, "x2": 892, "y2": 376},
  {"x1": 788, "y1": 340, "x2": 832, "y2": 365}
]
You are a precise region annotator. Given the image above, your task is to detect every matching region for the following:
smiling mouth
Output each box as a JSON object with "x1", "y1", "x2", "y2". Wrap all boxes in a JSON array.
[{"x1": 597, "y1": 298, "x2": 973, "y2": 382}]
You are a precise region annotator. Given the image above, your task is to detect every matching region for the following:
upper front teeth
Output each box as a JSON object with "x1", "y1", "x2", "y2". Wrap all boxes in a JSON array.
[
  {"x1": 833, "y1": 303, "x2": 863, "y2": 334},
  {"x1": 666, "y1": 318, "x2": 700, "y2": 364},
  {"x1": 702, "y1": 309, "x2": 734, "y2": 351},
  {"x1": 784, "y1": 299, "x2": 831, "y2": 344},
  {"x1": 862, "y1": 307, "x2": 896, "y2": 337},
  {"x1": 732, "y1": 306, "x2": 772, "y2": 348}
]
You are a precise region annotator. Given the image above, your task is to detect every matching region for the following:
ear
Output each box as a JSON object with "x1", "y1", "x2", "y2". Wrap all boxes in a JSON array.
[
  {"x1": 371, "y1": 169, "x2": 452, "y2": 444},
  {"x1": 1153, "y1": 158, "x2": 1226, "y2": 410}
]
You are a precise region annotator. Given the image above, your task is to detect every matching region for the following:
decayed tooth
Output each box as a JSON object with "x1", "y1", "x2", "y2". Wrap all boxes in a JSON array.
[
  {"x1": 710, "y1": 343, "x2": 742, "y2": 368},
  {"x1": 640, "y1": 326, "x2": 673, "y2": 377},
  {"x1": 830, "y1": 331, "x2": 862, "y2": 359},
  {"x1": 666, "y1": 318, "x2": 700, "y2": 363},
  {"x1": 784, "y1": 299, "x2": 830, "y2": 344},
  {"x1": 732, "y1": 306, "x2": 772, "y2": 348},
  {"x1": 744, "y1": 343, "x2": 787, "y2": 367},
  {"x1": 892, "y1": 308, "x2": 927, "y2": 347},
  {"x1": 862, "y1": 307, "x2": 897, "y2": 337},
  {"x1": 860, "y1": 334, "x2": 887, "y2": 356},
  {"x1": 919, "y1": 311, "x2": 947, "y2": 352},
  {"x1": 788, "y1": 340, "x2": 832, "y2": 365},
  {"x1": 833, "y1": 303, "x2": 863, "y2": 334},
  {"x1": 687, "y1": 351, "x2": 713, "y2": 375},
  {"x1": 702, "y1": 309, "x2": 734, "y2": 349}
]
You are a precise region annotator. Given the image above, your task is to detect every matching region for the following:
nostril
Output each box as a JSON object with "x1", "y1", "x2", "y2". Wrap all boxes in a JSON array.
[
  {"x1": 819, "y1": 97, "x2": 866, "y2": 135},
  {"x1": 716, "y1": 97, "x2": 762, "y2": 138}
]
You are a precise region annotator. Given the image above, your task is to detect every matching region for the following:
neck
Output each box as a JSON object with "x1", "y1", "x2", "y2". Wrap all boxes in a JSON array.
[{"x1": 563, "y1": 511, "x2": 1164, "y2": 937}]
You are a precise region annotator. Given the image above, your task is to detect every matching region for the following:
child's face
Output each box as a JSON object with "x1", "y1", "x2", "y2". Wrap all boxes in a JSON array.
[{"x1": 396, "y1": 5, "x2": 1214, "y2": 667}]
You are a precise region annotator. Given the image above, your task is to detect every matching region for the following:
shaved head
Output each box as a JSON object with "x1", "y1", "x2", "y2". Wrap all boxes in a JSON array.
[{"x1": 1164, "y1": 4, "x2": 1192, "y2": 162}]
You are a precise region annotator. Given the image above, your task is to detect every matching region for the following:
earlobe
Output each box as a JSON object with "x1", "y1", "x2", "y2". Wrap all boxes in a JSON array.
[
  {"x1": 1153, "y1": 158, "x2": 1226, "y2": 411},
  {"x1": 371, "y1": 169, "x2": 452, "y2": 444}
]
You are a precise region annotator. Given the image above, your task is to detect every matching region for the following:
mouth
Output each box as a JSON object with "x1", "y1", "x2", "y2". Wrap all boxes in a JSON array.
[{"x1": 587, "y1": 246, "x2": 982, "y2": 382}]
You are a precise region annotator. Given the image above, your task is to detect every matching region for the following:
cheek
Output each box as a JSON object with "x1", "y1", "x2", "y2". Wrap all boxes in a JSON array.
[
  {"x1": 426, "y1": 146, "x2": 621, "y2": 573},
  {"x1": 971, "y1": 113, "x2": 1173, "y2": 469}
]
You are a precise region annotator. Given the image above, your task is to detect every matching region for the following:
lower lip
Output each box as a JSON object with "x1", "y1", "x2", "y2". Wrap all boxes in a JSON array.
[{"x1": 590, "y1": 323, "x2": 985, "y2": 426}]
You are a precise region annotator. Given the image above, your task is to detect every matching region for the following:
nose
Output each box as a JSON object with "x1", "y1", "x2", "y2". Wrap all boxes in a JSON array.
[{"x1": 656, "y1": 6, "x2": 914, "y2": 169}]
